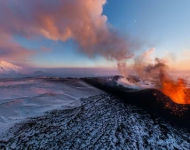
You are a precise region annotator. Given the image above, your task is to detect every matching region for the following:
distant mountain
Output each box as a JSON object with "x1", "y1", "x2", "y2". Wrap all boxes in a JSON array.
[
  {"x1": 0, "y1": 61, "x2": 24, "y2": 78},
  {"x1": 32, "y1": 70, "x2": 50, "y2": 77}
]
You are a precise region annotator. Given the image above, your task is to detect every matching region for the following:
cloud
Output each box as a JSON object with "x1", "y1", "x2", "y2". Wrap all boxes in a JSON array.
[
  {"x1": 0, "y1": 33, "x2": 34, "y2": 63},
  {"x1": 143, "y1": 47, "x2": 155, "y2": 57},
  {"x1": 0, "y1": 0, "x2": 134, "y2": 64}
]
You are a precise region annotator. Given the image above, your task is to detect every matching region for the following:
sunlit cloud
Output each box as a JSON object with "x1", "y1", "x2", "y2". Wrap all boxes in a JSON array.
[{"x1": 0, "y1": 0, "x2": 134, "y2": 68}]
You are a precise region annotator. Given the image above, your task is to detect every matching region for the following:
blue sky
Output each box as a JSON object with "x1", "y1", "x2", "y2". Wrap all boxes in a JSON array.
[
  {"x1": 104, "y1": 0, "x2": 190, "y2": 56},
  {"x1": 2, "y1": 0, "x2": 190, "y2": 69}
]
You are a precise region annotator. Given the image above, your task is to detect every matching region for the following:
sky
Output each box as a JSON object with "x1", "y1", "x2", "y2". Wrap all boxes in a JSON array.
[{"x1": 0, "y1": 0, "x2": 190, "y2": 70}]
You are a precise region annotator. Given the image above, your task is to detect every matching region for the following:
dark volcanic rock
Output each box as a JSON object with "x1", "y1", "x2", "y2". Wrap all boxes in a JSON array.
[
  {"x1": 0, "y1": 94, "x2": 190, "y2": 149},
  {"x1": 112, "y1": 75, "x2": 122, "y2": 81},
  {"x1": 83, "y1": 78, "x2": 190, "y2": 129}
]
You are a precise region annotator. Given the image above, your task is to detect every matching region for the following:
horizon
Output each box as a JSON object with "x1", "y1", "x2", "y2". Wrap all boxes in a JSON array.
[{"x1": 1, "y1": 60, "x2": 190, "y2": 80}]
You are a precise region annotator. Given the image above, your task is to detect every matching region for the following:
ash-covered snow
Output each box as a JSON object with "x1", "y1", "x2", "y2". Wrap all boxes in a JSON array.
[
  {"x1": 0, "y1": 94, "x2": 189, "y2": 149},
  {"x1": 0, "y1": 78, "x2": 102, "y2": 135}
]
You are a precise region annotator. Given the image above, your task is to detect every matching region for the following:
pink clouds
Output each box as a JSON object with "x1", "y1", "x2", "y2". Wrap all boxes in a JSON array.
[
  {"x1": 0, "y1": 34, "x2": 34, "y2": 63},
  {"x1": 0, "y1": 0, "x2": 133, "y2": 67}
]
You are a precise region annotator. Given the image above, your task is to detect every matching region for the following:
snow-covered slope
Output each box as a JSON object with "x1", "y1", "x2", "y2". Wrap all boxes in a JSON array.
[
  {"x1": 0, "y1": 78, "x2": 189, "y2": 149},
  {"x1": 1, "y1": 94, "x2": 189, "y2": 149},
  {"x1": 0, "y1": 61, "x2": 24, "y2": 78},
  {"x1": 0, "y1": 61, "x2": 23, "y2": 73},
  {"x1": 0, "y1": 78, "x2": 102, "y2": 135}
]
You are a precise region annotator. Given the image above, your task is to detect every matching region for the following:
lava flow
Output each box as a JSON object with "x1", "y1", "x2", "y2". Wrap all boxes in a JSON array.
[{"x1": 161, "y1": 77, "x2": 190, "y2": 104}]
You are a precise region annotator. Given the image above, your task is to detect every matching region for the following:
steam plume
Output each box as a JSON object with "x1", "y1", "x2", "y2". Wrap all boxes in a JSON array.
[
  {"x1": 134, "y1": 48, "x2": 169, "y2": 87},
  {"x1": 133, "y1": 49, "x2": 190, "y2": 104}
]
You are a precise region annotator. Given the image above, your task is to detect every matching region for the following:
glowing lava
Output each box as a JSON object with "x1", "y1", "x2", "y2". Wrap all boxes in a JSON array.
[{"x1": 161, "y1": 78, "x2": 190, "y2": 104}]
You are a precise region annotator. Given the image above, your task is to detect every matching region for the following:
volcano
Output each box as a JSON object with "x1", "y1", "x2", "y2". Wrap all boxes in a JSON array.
[
  {"x1": 83, "y1": 76, "x2": 190, "y2": 129},
  {"x1": 0, "y1": 61, "x2": 24, "y2": 77},
  {"x1": 0, "y1": 77, "x2": 189, "y2": 149}
]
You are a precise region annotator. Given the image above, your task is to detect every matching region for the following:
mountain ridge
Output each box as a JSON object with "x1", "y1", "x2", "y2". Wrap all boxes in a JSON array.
[{"x1": 0, "y1": 61, "x2": 25, "y2": 78}]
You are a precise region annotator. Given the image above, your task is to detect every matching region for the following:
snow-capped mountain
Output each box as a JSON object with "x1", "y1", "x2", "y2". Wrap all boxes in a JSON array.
[{"x1": 0, "y1": 61, "x2": 24, "y2": 77}]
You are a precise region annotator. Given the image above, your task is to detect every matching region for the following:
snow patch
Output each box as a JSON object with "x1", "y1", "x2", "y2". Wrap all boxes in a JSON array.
[
  {"x1": 0, "y1": 78, "x2": 102, "y2": 135},
  {"x1": 117, "y1": 77, "x2": 155, "y2": 89}
]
